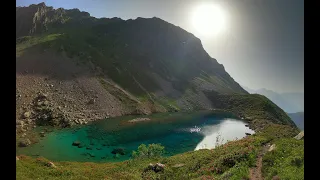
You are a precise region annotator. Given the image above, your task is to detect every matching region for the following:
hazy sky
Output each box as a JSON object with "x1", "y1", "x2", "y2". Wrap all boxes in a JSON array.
[{"x1": 17, "y1": 0, "x2": 304, "y2": 93}]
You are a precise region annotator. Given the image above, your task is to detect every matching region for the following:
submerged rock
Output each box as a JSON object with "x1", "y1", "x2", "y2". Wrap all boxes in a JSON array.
[
  {"x1": 72, "y1": 141, "x2": 81, "y2": 146},
  {"x1": 78, "y1": 144, "x2": 85, "y2": 148},
  {"x1": 88, "y1": 153, "x2": 95, "y2": 157},
  {"x1": 86, "y1": 146, "x2": 93, "y2": 150},
  {"x1": 111, "y1": 148, "x2": 125, "y2": 155},
  {"x1": 113, "y1": 153, "x2": 120, "y2": 159}
]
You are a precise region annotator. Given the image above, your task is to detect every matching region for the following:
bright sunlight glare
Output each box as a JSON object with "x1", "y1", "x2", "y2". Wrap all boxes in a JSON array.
[{"x1": 191, "y1": 3, "x2": 227, "y2": 37}]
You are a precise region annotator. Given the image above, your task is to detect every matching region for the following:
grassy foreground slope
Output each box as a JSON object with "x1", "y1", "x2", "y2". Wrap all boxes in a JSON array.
[{"x1": 16, "y1": 123, "x2": 300, "y2": 180}]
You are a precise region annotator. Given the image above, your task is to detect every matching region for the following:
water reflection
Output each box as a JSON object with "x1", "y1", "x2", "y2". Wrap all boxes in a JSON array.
[{"x1": 195, "y1": 119, "x2": 255, "y2": 150}]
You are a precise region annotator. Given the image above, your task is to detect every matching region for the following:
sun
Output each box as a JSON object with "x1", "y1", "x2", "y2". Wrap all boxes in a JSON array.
[{"x1": 191, "y1": 4, "x2": 227, "y2": 37}]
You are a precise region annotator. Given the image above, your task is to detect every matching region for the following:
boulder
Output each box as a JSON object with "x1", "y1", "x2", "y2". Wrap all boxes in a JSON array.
[
  {"x1": 21, "y1": 133, "x2": 27, "y2": 138},
  {"x1": 145, "y1": 163, "x2": 154, "y2": 172},
  {"x1": 16, "y1": 120, "x2": 24, "y2": 126},
  {"x1": 268, "y1": 144, "x2": 276, "y2": 152},
  {"x1": 46, "y1": 162, "x2": 56, "y2": 168},
  {"x1": 88, "y1": 98, "x2": 95, "y2": 104},
  {"x1": 154, "y1": 163, "x2": 165, "y2": 172},
  {"x1": 23, "y1": 111, "x2": 31, "y2": 119},
  {"x1": 38, "y1": 93, "x2": 48, "y2": 100},
  {"x1": 144, "y1": 163, "x2": 165, "y2": 173},
  {"x1": 40, "y1": 132, "x2": 45, "y2": 137},
  {"x1": 43, "y1": 101, "x2": 49, "y2": 106},
  {"x1": 18, "y1": 139, "x2": 31, "y2": 147},
  {"x1": 294, "y1": 131, "x2": 304, "y2": 140}
]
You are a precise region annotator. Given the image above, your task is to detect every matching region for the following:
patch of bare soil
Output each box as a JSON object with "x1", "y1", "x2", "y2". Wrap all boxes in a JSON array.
[{"x1": 249, "y1": 144, "x2": 270, "y2": 180}]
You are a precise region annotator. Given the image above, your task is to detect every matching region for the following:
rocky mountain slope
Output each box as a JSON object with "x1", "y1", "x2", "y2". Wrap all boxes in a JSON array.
[{"x1": 16, "y1": 3, "x2": 296, "y2": 133}]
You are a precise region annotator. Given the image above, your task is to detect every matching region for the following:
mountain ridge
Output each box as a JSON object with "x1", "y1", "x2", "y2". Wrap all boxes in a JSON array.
[{"x1": 242, "y1": 86, "x2": 304, "y2": 113}]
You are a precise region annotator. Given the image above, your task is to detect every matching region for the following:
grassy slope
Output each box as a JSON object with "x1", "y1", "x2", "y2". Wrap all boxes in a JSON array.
[
  {"x1": 262, "y1": 138, "x2": 304, "y2": 180},
  {"x1": 16, "y1": 124, "x2": 300, "y2": 180},
  {"x1": 204, "y1": 92, "x2": 296, "y2": 128}
]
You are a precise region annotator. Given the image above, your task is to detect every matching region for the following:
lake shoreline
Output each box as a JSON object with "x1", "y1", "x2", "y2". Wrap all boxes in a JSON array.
[{"x1": 17, "y1": 110, "x2": 254, "y2": 162}]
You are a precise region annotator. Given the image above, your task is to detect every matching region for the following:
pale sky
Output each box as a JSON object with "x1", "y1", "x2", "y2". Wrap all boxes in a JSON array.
[{"x1": 17, "y1": 0, "x2": 304, "y2": 93}]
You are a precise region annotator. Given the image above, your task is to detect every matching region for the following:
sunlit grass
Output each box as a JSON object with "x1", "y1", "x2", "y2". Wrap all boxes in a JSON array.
[{"x1": 262, "y1": 138, "x2": 304, "y2": 180}]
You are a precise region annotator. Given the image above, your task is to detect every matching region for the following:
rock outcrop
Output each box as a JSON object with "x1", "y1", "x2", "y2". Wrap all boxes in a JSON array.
[{"x1": 294, "y1": 131, "x2": 304, "y2": 140}]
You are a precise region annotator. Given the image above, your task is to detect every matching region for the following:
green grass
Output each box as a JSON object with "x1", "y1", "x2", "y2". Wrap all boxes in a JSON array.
[
  {"x1": 262, "y1": 138, "x2": 304, "y2": 180},
  {"x1": 17, "y1": 136, "x2": 265, "y2": 180},
  {"x1": 255, "y1": 123, "x2": 299, "y2": 143},
  {"x1": 16, "y1": 34, "x2": 63, "y2": 56}
]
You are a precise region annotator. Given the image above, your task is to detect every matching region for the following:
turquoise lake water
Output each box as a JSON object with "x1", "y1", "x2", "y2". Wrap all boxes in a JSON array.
[{"x1": 16, "y1": 112, "x2": 254, "y2": 162}]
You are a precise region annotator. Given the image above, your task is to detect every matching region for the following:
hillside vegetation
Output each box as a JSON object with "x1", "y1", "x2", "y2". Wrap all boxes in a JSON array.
[{"x1": 204, "y1": 92, "x2": 296, "y2": 129}]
